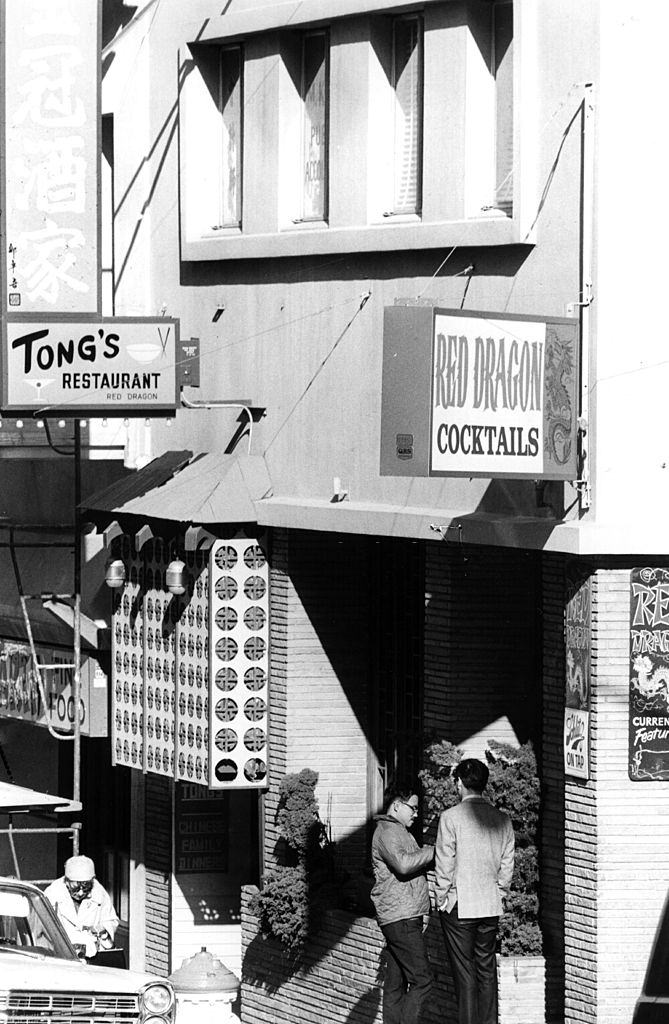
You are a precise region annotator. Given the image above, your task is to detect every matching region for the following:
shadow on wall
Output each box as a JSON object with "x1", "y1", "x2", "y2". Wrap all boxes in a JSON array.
[
  {"x1": 241, "y1": 876, "x2": 456, "y2": 1024},
  {"x1": 255, "y1": 531, "x2": 560, "y2": 1021}
]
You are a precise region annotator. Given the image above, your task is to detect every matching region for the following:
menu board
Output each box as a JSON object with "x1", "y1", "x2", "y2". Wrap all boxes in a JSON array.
[{"x1": 175, "y1": 784, "x2": 229, "y2": 874}]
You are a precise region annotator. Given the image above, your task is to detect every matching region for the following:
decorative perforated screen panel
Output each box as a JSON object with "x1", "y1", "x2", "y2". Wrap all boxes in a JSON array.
[
  {"x1": 144, "y1": 539, "x2": 176, "y2": 779},
  {"x1": 112, "y1": 536, "x2": 144, "y2": 771},
  {"x1": 175, "y1": 549, "x2": 209, "y2": 785},
  {"x1": 111, "y1": 533, "x2": 269, "y2": 789},
  {"x1": 208, "y1": 538, "x2": 269, "y2": 789}
]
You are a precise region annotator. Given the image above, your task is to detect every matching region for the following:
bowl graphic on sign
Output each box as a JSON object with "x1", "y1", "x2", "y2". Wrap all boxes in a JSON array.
[{"x1": 126, "y1": 343, "x2": 162, "y2": 364}]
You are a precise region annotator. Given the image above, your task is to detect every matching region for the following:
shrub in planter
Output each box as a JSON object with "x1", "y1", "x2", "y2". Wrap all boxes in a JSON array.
[
  {"x1": 252, "y1": 768, "x2": 340, "y2": 950},
  {"x1": 419, "y1": 738, "x2": 542, "y2": 956}
]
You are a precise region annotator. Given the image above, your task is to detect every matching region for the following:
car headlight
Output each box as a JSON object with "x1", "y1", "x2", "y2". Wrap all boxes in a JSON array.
[{"x1": 141, "y1": 982, "x2": 174, "y2": 1016}]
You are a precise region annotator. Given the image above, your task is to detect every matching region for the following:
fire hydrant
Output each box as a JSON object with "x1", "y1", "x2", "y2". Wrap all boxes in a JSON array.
[{"x1": 168, "y1": 947, "x2": 240, "y2": 1024}]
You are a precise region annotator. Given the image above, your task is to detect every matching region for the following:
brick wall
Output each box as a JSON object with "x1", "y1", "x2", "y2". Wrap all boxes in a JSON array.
[
  {"x1": 241, "y1": 885, "x2": 456, "y2": 1024},
  {"x1": 424, "y1": 542, "x2": 542, "y2": 755},
  {"x1": 591, "y1": 567, "x2": 669, "y2": 1024},
  {"x1": 265, "y1": 529, "x2": 290, "y2": 869},
  {"x1": 266, "y1": 529, "x2": 370, "y2": 874},
  {"x1": 144, "y1": 773, "x2": 172, "y2": 976},
  {"x1": 541, "y1": 555, "x2": 566, "y2": 1024}
]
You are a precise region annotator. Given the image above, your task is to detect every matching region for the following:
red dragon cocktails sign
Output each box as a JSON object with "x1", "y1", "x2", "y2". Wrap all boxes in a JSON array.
[{"x1": 380, "y1": 306, "x2": 579, "y2": 480}]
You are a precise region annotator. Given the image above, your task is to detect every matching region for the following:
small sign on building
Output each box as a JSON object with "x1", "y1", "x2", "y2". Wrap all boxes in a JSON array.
[
  {"x1": 564, "y1": 571, "x2": 591, "y2": 779},
  {"x1": 175, "y1": 784, "x2": 229, "y2": 874},
  {"x1": 629, "y1": 567, "x2": 669, "y2": 781},
  {"x1": 380, "y1": 305, "x2": 579, "y2": 480},
  {"x1": 2, "y1": 315, "x2": 179, "y2": 414}
]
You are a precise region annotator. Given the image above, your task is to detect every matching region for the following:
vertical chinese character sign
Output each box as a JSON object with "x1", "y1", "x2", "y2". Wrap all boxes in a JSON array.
[
  {"x1": 2, "y1": 0, "x2": 100, "y2": 314},
  {"x1": 629, "y1": 568, "x2": 669, "y2": 781},
  {"x1": 564, "y1": 571, "x2": 591, "y2": 779}
]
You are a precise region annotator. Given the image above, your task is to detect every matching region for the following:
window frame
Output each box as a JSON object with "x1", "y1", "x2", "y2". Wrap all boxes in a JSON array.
[{"x1": 180, "y1": 0, "x2": 534, "y2": 262}]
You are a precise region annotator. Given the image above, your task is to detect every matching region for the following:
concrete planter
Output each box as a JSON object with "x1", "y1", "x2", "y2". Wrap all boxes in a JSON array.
[{"x1": 497, "y1": 954, "x2": 546, "y2": 1024}]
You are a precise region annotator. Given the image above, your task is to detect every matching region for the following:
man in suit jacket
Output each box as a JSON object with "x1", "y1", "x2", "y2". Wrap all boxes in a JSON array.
[{"x1": 435, "y1": 758, "x2": 515, "y2": 1024}]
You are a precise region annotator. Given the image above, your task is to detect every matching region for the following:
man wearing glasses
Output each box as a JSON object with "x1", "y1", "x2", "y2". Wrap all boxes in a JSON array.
[
  {"x1": 371, "y1": 782, "x2": 434, "y2": 1024},
  {"x1": 45, "y1": 855, "x2": 119, "y2": 958}
]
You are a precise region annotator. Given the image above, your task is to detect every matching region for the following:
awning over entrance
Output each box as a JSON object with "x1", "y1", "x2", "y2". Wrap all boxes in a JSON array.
[
  {"x1": 0, "y1": 780, "x2": 81, "y2": 814},
  {"x1": 81, "y1": 450, "x2": 272, "y2": 527}
]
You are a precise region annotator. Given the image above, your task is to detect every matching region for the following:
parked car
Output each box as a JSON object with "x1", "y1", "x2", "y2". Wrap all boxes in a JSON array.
[
  {"x1": 633, "y1": 893, "x2": 669, "y2": 1024},
  {"x1": 0, "y1": 875, "x2": 175, "y2": 1023}
]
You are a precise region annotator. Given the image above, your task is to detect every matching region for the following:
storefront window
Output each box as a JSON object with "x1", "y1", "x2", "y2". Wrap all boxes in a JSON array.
[{"x1": 300, "y1": 31, "x2": 328, "y2": 222}]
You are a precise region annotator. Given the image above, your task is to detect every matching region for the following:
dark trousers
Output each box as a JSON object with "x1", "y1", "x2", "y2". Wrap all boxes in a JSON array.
[
  {"x1": 380, "y1": 916, "x2": 433, "y2": 1024},
  {"x1": 439, "y1": 906, "x2": 499, "y2": 1024}
]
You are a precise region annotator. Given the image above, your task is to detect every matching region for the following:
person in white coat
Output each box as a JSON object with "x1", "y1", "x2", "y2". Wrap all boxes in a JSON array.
[
  {"x1": 435, "y1": 758, "x2": 515, "y2": 1024},
  {"x1": 45, "y1": 855, "x2": 119, "y2": 958}
]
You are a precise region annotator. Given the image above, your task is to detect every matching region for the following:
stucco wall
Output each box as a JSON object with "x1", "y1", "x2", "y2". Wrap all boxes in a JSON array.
[{"x1": 106, "y1": 0, "x2": 604, "y2": 547}]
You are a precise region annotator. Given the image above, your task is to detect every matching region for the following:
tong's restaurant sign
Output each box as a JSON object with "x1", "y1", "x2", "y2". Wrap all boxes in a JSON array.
[
  {"x1": 2, "y1": 315, "x2": 179, "y2": 414},
  {"x1": 380, "y1": 306, "x2": 579, "y2": 479}
]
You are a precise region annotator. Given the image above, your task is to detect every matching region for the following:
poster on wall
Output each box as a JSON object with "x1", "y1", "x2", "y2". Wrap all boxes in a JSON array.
[
  {"x1": 564, "y1": 572, "x2": 591, "y2": 779},
  {"x1": 629, "y1": 567, "x2": 669, "y2": 781}
]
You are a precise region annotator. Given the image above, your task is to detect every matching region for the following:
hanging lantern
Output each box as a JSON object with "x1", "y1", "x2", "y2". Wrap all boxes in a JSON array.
[
  {"x1": 166, "y1": 558, "x2": 187, "y2": 595},
  {"x1": 105, "y1": 558, "x2": 127, "y2": 589}
]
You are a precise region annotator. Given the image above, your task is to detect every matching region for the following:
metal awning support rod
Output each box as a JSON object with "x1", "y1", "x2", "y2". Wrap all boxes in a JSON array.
[
  {"x1": 0, "y1": 543, "x2": 74, "y2": 549},
  {"x1": 0, "y1": 524, "x2": 72, "y2": 533},
  {"x1": 0, "y1": 826, "x2": 82, "y2": 835},
  {"x1": 1, "y1": 818, "x2": 81, "y2": 879},
  {"x1": 7, "y1": 528, "x2": 75, "y2": 744},
  {"x1": 6, "y1": 817, "x2": 19, "y2": 878},
  {"x1": 72, "y1": 420, "x2": 82, "y2": 853}
]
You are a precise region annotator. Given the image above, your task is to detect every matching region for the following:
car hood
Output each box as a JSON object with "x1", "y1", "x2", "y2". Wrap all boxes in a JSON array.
[{"x1": 0, "y1": 951, "x2": 162, "y2": 991}]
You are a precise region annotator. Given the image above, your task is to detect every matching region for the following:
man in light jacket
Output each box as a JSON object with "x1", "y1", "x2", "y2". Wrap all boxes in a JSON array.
[
  {"x1": 371, "y1": 781, "x2": 435, "y2": 1024},
  {"x1": 435, "y1": 758, "x2": 515, "y2": 1024}
]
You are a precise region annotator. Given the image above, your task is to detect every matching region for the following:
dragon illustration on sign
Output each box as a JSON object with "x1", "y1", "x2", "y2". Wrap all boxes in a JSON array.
[
  {"x1": 631, "y1": 654, "x2": 669, "y2": 710},
  {"x1": 543, "y1": 328, "x2": 574, "y2": 468}
]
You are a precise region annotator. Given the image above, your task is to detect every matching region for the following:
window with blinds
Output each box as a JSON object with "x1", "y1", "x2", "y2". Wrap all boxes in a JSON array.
[
  {"x1": 392, "y1": 15, "x2": 423, "y2": 216},
  {"x1": 300, "y1": 31, "x2": 328, "y2": 222},
  {"x1": 219, "y1": 46, "x2": 242, "y2": 227},
  {"x1": 493, "y1": 1, "x2": 513, "y2": 216}
]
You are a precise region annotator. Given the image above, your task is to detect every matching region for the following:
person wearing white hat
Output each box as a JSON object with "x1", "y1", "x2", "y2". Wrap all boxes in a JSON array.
[{"x1": 44, "y1": 855, "x2": 119, "y2": 958}]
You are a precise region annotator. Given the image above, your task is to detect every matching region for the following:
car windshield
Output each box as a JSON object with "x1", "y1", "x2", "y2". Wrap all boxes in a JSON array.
[{"x1": 0, "y1": 883, "x2": 76, "y2": 960}]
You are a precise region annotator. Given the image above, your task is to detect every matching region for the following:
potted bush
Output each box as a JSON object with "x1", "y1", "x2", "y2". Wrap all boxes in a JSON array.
[
  {"x1": 251, "y1": 768, "x2": 341, "y2": 950},
  {"x1": 419, "y1": 739, "x2": 545, "y2": 1024}
]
